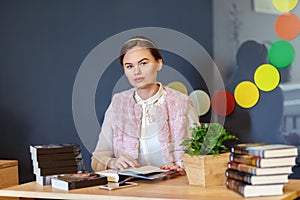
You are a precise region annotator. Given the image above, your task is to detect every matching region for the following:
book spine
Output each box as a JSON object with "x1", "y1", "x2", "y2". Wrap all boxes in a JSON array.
[
  {"x1": 225, "y1": 169, "x2": 252, "y2": 184},
  {"x1": 35, "y1": 166, "x2": 78, "y2": 176},
  {"x1": 30, "y1": 144, "x2": 81, "y2": 155},
  {"x1": 231, "y1": 146, "x2": 264, "y2": 157},
  {"x1": 34, "y1": 158, "x2": 82, "y2": 168},
  {"x1": 229, "y1": 153, "x2": 261, "y2": 167},
  {"x1": 226, "y1": 178, "x2": 245, "y2": 197},
  {"x1": 227, "y1": 162, "x2": 257, "y2": 175},
  {"x1": 32, "y1": 151, "x2": 82, "y2": 162}
]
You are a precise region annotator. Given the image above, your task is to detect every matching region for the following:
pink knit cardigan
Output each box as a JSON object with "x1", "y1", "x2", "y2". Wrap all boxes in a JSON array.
[{"x1": 110, "y1": 86, "x2": 194, "y2": 167}]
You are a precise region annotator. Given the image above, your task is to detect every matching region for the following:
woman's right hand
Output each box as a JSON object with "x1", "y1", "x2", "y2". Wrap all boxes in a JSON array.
[{"x1": 108, "y1": 154, "x2": 140, "y2": 170}]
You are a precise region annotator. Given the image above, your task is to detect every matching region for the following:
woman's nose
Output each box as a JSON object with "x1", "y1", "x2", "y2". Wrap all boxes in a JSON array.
[{"x1": 134, "y1": 65, "x2": 142, "y2": 75}]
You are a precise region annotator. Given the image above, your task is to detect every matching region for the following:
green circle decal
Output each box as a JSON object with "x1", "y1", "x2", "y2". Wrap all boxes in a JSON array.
[{"x1": 268, "y1": 40, "x2": 295, "y2": 68}]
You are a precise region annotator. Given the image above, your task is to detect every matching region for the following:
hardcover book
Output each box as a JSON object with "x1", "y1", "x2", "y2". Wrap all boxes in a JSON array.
[
  {"x1": 32, "y1": 158, "x2": 83, "y2": 169},
  {"x1": 225, "y1": 169, "x2": 289, "y2": 185},
  {"x1": 227, "y1": 161, "x2": 293, "y2": 175},
  {"x1": 30, "y1": 143, "x2": 81, "y2": 155},
  {"x1": 33, "y1": 165, "x2": 78, "y2": 176},
  {"x1": 229, "y1": 153, "x2": 296, "y2": 167},
  {"x1": 31, "y1": 151, "x2": 82, "y2": 162},
  {"x1": 51, "y1": 172, "x2": 107, "y2": 190},
  {"x1": 226, "y1": 178, "x2": 284, "y2": 197},
  {"x1": 230, "y1": 143, "x2": 298, "y2": 158}
]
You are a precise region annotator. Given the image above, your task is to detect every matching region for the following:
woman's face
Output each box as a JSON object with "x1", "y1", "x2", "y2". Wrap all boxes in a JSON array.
[{"x1": 122, "y1": 47, "x2": 162, "y2": 89}]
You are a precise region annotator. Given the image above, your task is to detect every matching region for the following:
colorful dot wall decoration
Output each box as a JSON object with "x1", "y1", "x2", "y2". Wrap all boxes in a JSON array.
[
  {"x1": 234, "y1": 81, "x2": 260, "y2": 109},
  {"x1": 268, "y1": 40, "x2": 295, "y2": 68},
  {"x1": 164, "y1": 81, "x2": 211, "y2": 116},
  {"x1": 211, "y1": 90, "x2": 235, "y2": 116},
  {"x1": 272, "y1": 0, "x2": 298, "y2": 12},
  {"x1": 274, "y1": 13, "x2": 300, "y2": 40},
  {"x1": 166, "y1": 81, "x2": 188, "y2": 95},
  {"x1": 189, "y1": 90, "x2": 210, "y2": 116},
  {"x1": 209, "y1": 0, "x2": 299, "y2": 115},
  {"x1": 167, "y1": 0, "x2": 300, "y2": 116},
  {"x1": 254, "y1": 64, "x2": 280, "y2": 92}
]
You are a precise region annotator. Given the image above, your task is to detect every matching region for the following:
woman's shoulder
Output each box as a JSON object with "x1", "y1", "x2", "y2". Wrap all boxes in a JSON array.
[
  {"x1": 164, "y1": 86, "x2": 190, "y2": 100},
  {"x1": 112, "y1": 88, "x2": 135, "y2": 100},
  {"x1": 163, "y1": 86, "x2": 191, "y2": 115}
]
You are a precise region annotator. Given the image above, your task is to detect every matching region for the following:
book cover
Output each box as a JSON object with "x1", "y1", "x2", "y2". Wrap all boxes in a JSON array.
[
  {"x1": 231, "y1": 143, "x2": 298, "y2": 158},
  {"x1": 32, "y1": 158, "x2": 83, "y2": 169},
  {"x1": 227, "y1": 161, "x2": 293, "y2": 175},
  {"x1": 229, "y1": 153, "x2": 296, "y2": 167},
  {"x1": 226, "y1": 178, "x2": 284, "y2": 197},
  {"x1": 51, "y1": 172, "x2": 107, "y2": 190},
  {"x1": 30, "y1": 143, "x2": 81, "y2": 155},
  {"x1": 33, "y1": 165, "x2": 78, "y2": 176},
  {"x1": 225, "y1": 169, "x2": 289, "y2": 185},
  {"x1": 31, "y1": 151, "x2": 82, "y2": 162}
]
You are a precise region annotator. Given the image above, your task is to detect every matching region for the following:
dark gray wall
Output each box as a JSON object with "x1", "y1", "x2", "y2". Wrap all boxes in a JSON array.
[{"x1": 0, "y1": 0, "x2": 213, "y2": 183}]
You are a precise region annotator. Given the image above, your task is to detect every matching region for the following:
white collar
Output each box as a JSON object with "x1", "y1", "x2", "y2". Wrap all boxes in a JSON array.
[{"x1": 134, "y1": 82, "x2": 164, "y2": 105}]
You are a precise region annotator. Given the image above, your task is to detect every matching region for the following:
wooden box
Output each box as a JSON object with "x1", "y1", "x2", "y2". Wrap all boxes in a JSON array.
[
  {"x1": 0, "y1": 160, "x2": 19, "y2": 200},
  {"x1": 183, "y1": 152, "x2": 230, "y2": 187}
]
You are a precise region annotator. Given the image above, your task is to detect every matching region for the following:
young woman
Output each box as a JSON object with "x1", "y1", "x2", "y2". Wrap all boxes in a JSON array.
[{"x1": 91, "y1": 36, "x2": 199, "y2": 173}]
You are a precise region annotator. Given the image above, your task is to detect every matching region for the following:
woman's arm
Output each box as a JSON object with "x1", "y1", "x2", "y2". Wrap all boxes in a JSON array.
[
  {"x1": 91, "y1": 102, "x2": 140, "y2": 171},
  {"x1": 91, "y1": 104, "x2": 114, "y2": 171}
]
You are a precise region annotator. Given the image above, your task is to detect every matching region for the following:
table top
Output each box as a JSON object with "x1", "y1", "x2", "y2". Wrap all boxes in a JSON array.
[{"x1": 0, "y1": 176, "x2": 299, "y2": 200}]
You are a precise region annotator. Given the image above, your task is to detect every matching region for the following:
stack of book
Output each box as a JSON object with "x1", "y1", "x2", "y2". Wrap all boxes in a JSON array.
[
  {"x1": 30, "y1": 143, "x2": 85, "y2": 185},
  {"x1": 226, "y1": 143, "x2": 298, "y2": 198}
]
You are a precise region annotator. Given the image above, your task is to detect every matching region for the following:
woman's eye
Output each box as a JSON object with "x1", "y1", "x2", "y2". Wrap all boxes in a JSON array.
[
  {"x1": 126, "y1": 65, "x2": 133, "y2": 69},
  {"x1": 140, "y1": 62, "x2": 147, "y2": 66}
]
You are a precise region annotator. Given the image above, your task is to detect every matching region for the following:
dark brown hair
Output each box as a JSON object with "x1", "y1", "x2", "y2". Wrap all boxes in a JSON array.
[{"x1": 119, "y1": 36, "x2": 163, "y2": 65}]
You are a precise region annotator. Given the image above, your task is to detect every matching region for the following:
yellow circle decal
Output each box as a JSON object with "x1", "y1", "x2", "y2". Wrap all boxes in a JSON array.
[
  {"x1": 254, "y1": 64, "x2": 280, "y2": 92},
  {"x1": 234, "y1": 81, "x2": 260, "y2": 108},
  {"x1": 272, "y1": 0, "x2": 298, "y2": 12},
  {"x1": 166, "y1": 81, "x2": 188, "y2": 95}
]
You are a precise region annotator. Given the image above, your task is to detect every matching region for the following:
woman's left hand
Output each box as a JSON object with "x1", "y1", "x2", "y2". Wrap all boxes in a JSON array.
[{"x1": 160, "y1": 163, "x2": 186, "y2": 175}]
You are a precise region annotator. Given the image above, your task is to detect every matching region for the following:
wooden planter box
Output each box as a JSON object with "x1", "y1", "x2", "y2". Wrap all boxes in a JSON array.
[
  {"x1": 0, "y1": 160, "x2": 19, "y2": 200},
  {"x1": 183, "y1": 152, "x2": 230, "y2": 187}
]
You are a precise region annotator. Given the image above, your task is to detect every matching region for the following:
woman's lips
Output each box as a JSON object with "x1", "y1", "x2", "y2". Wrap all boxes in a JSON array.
[{"x1": 134, "y1": 77, "x2": 145, "y2": 83}]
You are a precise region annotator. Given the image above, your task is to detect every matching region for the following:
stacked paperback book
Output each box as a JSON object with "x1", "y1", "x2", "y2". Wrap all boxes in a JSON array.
[
  {"x1": 226, "y1": 143, "x2": 298, "y2": 198},
  {"x1": 30, "y1": 143, "x2": 85, "y2": 185}
]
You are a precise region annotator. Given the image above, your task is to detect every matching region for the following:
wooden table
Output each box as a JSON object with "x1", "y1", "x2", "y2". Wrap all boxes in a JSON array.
[{"x1": 0, "y1": 176, "x2": 299, "y2": 200}]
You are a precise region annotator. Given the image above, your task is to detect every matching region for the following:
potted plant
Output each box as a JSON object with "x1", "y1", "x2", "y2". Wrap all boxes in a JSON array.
[{"x1": 181, "y1": 123, "x2": 238, "y2": 187}]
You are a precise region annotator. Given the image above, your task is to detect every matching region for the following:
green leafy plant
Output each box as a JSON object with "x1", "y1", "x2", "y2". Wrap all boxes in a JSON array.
[{"x1": 182, "y1": 123, "x2": 238, "y2": 156}]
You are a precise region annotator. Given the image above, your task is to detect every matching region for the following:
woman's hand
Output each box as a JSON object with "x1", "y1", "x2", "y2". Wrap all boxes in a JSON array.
[
  {"x1": 160, "y1": 163, "x2": 186, "y2": 175},
  {"x1": 108, "y1": 154, "x2": 140, "y2": 170}
]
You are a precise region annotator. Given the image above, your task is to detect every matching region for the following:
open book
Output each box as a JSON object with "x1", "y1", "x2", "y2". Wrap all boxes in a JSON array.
[{"x1": 96, "y1": 165, "x2": 170, "y2": 182}]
